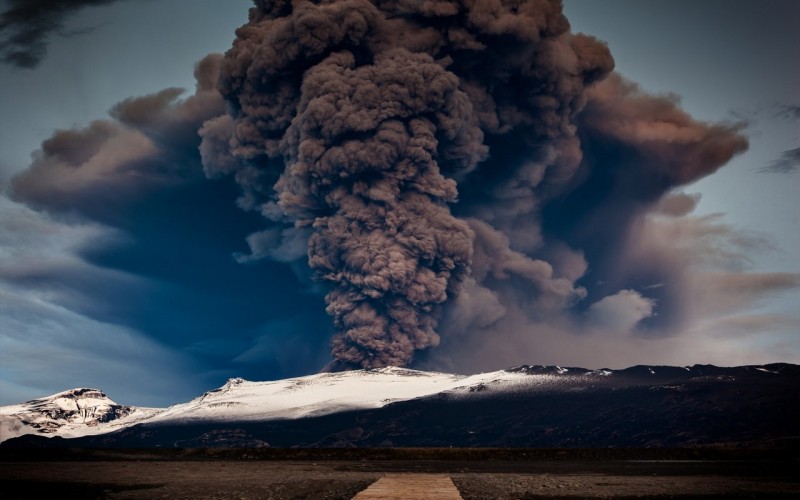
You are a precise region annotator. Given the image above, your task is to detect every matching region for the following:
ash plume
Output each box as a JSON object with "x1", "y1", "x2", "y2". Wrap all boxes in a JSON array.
[{"x1": 201, "y1": 0, "x2": 748, "y2": 369}]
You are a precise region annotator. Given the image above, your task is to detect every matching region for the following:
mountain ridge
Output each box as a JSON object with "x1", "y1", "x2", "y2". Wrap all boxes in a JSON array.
[{"x1": 2, "y1": 363, "x2": 797, "y2": 448}]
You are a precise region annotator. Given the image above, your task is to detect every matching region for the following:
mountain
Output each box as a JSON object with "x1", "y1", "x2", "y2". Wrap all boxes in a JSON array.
[
  {"x1": 0, "y1": 388, "x2": 160, "y2": 442},
  {"x1": 1, "y1": 364, "x2": 798, "y2": 448}
]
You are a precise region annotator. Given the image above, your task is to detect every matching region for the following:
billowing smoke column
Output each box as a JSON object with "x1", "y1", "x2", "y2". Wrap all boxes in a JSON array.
[
  {"x1": 200, "y1": 0, "x2": 744, "y2": 368},
  {"x1": 286, "y1": 49, "x2": 482, "y2": 366}
]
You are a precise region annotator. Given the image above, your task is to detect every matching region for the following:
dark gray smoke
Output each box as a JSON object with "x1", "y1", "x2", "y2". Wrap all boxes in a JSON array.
[
  {"x1": 201, "y1": 0, "x2": 747, "y2": 369},
  {"x1": 201, "y1": 0, "x2": 612, "y2": 368}
]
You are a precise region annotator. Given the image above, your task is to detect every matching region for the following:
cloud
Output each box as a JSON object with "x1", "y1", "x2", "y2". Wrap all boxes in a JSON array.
[
  {"x1": 421, "y1": 191, "x2": 800, "y2": 372},
  {"x1": 0, "y1": 195, "x2": 145, "y2": 319},
  {"x1": 652, "y1": 192, "x2": 702, "y2": 217},
  {"x1": 235, "y1": 226, "x2": 311, "y2": 264},
  {"x1": 615, "y1": 193, "x2": 790, "y2": 325},
  {"x1": 579, "y1": 73, "x2": 749, "y2": 187},
  {"x1": 231, "y1": 314, "x2": 333, "y2": 378},
  {"x1": 687, "y1": 271, "x2": 800, "y2": 317},
  {"x1": 425, "y1": 313, "x2": 798, "y2": 372},
  {"x1": 585, "y1": 290, "x2": 656, "y2": 335},
  {"x1": 3, "y1": 55, "x2": 332, "y2": 399},
  {"x1": 617, "y1": 193, "x2": 800, "y2": 337},
  {"x1": 0, "y1": 197, "x2": 197, "y2": 406},
  {"x1": 9, "y1": 120, "x2": 161, "y2": 214},
  {"x1": 0, "y1": 288, "x2": 197, "y2": 407},
  {"x1": 775, "y1": 104, "x2": 800, "y2": 121},
  {"x1": 428, "y1": 70, "x2": 752, "y2": 368},
  {"x1": 759, "y1": 147, "x2": 800, "y2": 174},
  {"x1": 10, "y1": 54, "x2": 226, "y2": 217},
  {"x1": 0, "y1": 195, "x2": 115, "y2": 281},
  {"x1": 0, "y1": 0, "x2": 123, "y2": 68},
  {"x1": 702, "y1": 314, "x2": 799, "y2": 339}
]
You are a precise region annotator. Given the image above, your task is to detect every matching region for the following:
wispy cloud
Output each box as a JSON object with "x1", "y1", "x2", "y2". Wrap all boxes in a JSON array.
[
  {"x1": 775, "y1": 104, "x2": 800, "y2": 121},
  {"x1": 758, "y1": 147, "x2": 800, "y2": 174},
  {"x1": 0, "y1": 0, "x2": 122, "y2": 68},
  {"x1": 0, "y1": 197, "x2": 196, "y2": 406},
  {"x1": 0, "y1": 287, "x2": 197, "y2": 406}
]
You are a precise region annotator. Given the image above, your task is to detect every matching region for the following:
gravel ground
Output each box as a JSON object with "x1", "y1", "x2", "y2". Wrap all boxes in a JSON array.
[
  {"x1": 452, "y1": 473, "x2": 798, "y2": 499},
  {"x1": 0, "y1": 462, "x2": 378, "y2": 500},
  {"x1": 1, "y1": 460, "x2": 797, "y2": 499}
]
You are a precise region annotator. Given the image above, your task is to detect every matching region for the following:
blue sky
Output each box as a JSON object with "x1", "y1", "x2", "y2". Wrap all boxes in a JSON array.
[{"x1": 0, "y1": 0, "x2": 797, "y2": 406}]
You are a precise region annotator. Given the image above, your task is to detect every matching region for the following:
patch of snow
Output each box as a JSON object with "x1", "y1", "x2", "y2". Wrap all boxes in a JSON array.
[{"x1": 755, "y1": 367, "x2": 779, "y2": 374}]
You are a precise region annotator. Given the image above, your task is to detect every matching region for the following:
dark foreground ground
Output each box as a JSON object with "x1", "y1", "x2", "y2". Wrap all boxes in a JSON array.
[{"x1": 1, "y1": 449, "x2": 797, "y2": 499}]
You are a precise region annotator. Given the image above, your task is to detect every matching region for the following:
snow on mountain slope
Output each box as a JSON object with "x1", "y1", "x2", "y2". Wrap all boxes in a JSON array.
[
  {"x1": 0, "y1": 367, "x2": 567, "y2": 442},
  {"x1": 0, "y1": 388, "x2": 160, "y2": 442},
  {"x1": 146, "y1": 366, "x2": 553, "y2": 424}
]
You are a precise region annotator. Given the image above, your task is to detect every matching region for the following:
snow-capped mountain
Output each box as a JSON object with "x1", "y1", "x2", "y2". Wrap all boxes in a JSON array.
[
  {"x1": 0, "y1": 366, "x2": 563, "y2": 442},
  {"x1": 0, "y1": 388, "x2": 160, "y2": 442},
  {"x1": 1, "y1": 363, "x2": 797, "y2": 447},
  {"x1": 144, "y1": 366, "x2": 582, "y2": 424}
]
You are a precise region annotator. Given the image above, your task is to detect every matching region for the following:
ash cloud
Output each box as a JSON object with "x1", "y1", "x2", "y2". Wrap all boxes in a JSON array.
[
  {"x1": 424, "y1": 192, "x2": 799, "y2": 371},
  {"x1": 201, "y1": 0, "x2": 613, "y2": 368},
  {"x1": 579, "y1": 74, "x2": 748, "y2": 187},
  {"x1": 200, "y1": 0, "x2": 761, "y2": 369},
  {"x1": 12, "y1": 54, "x2": 226, "y2": 218},
  {"x1": 0, "y1": 0, "x2": 124, "y2": 68}
]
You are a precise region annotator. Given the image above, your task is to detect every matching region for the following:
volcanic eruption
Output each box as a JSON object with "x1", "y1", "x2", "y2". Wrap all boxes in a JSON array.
[{"x1": 198, "y1": 0, "x2": 747, "y2": 369}]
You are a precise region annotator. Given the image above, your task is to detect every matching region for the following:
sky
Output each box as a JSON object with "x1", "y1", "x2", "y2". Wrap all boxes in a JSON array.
[{"x1": 0, "y1": 0, "x2": 798, "y2": 407}]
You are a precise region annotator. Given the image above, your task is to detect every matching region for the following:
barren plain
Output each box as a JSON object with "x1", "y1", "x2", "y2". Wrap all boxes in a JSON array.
[{"x1": 1, "y1": 449, "x2": 797, "y2": 499}]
